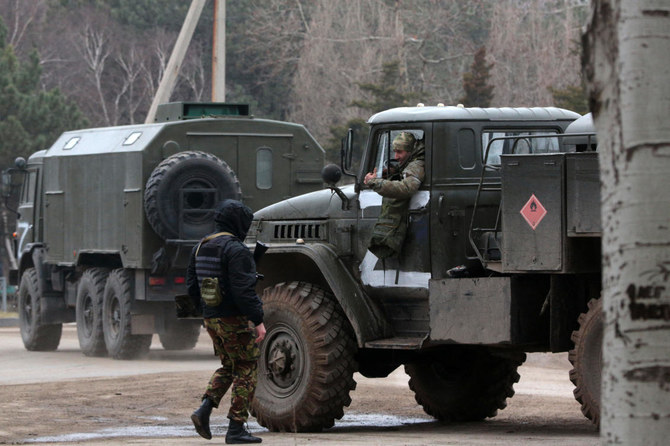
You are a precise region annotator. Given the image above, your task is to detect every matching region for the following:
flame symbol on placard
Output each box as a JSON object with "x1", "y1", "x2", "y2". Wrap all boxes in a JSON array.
[{"x1": 530, "y1": 201, "x2": 537, "y2": 212}]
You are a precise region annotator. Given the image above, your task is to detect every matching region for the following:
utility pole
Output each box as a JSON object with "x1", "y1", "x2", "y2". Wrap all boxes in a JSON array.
[
  {"x1": 584, "y1": 1, "x2": 670, "y2": 444},
  {"x1": 212, "y1": 0, "x2": 226, "y2": 101},
  {"x1": 145, "y1": 0, "x2": 207, "y2": 123}
]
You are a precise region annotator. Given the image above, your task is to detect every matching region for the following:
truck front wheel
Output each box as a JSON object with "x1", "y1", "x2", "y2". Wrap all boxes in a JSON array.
[
  {"x1": 251, "y1": 282, "x2": 357, "y2": 432},
  {"x1": 569, "y1": 297, "x2": 603, "y2": 427},
  {"x1": 76, "y1": 268, "x2": 109, "y2": 357},
  {"x1": 18, "y1": 268, "x2": 62, "y2": 351},
  {"x1": 405, "y1": 347, "x2": 525, "y2": 421},
  {"x1": 102, "y1": 269, "x2": 152, "y2": 359}
]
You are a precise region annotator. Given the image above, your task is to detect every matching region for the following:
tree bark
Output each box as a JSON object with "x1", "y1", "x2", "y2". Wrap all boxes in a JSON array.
[{"x1": 584, "y1": 1, "x2": 670, "y2": 444}]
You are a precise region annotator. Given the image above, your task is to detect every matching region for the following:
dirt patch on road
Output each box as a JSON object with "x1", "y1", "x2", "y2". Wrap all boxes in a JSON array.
[{"x1": 0, "y1": 367, "x2": 595, "y2": 444}]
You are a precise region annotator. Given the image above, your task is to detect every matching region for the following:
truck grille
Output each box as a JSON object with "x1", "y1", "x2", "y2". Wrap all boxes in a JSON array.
[{"x1": 272, "y1": 222, "x2": 325, "y2": 241}]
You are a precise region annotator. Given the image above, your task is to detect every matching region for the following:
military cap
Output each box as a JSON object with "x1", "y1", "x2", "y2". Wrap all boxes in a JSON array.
[{"x1": 392, "y1": 132, "x2": 417, "y2": 152}]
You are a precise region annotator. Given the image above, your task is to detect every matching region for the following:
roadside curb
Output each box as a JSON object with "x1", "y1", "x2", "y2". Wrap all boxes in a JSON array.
[{"x1": 0, "y1": 318, "x2": 18, "y2": 327}]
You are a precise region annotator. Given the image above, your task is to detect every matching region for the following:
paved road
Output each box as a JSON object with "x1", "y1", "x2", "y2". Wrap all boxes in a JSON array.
[{"x1": 0, "y1": 324, "x2": 600, "y2": 445}]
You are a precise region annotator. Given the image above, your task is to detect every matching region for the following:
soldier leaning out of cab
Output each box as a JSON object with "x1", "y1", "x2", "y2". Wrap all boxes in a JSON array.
[{"x1": 364, "y1": 131, "x2": 425, "y2": 259}]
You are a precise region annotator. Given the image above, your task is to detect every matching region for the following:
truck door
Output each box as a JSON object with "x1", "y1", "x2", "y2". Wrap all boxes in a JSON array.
[
  {"x1": 15, "y1": 166, "x2": 40, "y2": 262},
  {"x1": 357, "y1": 124, "x2": 432, "y2": 290},
  {"x1": 430, "y1": 123, "x2": 489, "y2": 279},
  {"x1": 188, "y1": 133, "x2": 293, "y2": 211}
]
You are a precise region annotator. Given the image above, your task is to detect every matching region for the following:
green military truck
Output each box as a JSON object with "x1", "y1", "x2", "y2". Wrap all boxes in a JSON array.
[
  {"x1": 4, "y1": 102, "x2": 324, "y2": 359},
  {"x1": 244, "y1": 107, "x2": 603, "y2": 431}
]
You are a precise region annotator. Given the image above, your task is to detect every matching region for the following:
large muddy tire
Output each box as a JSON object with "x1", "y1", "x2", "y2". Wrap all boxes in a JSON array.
[
  {"x1": 18, "y1": 268, "x2": 62, "y2": 351},
  {"x1": 144, "y1": 151, "x2": 241, "y2": 240},
  {"x1": 76, "y1": 268, "x2": 109, "y2": 357},
  {"x1": 569, "y1": 297, "x2": 603, "y2": 427},
  {"x1": 102, "y1": 269, "x2": 152, "y2": 359},
  {"x1": 251, "y1": 282, "x2": 358, "y2": 432},
  {"x1": 405, "y1": 347, "x2": 526, "y2": 421},
  {"x1": 159, "y1": 319, "x2": 201, "y2": 351}
]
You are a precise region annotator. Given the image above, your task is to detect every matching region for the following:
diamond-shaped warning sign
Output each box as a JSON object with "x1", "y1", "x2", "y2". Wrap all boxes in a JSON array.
[{"x1": 520, "y1": 194, "x2": 547, "y2": 230}]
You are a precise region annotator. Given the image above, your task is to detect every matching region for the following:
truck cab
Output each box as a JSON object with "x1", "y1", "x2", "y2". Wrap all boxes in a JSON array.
[{"x1": 246, "y1": 105, "x2": 605, "y2": 432}]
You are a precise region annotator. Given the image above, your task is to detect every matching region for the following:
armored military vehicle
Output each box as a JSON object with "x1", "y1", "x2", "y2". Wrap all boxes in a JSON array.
[
  {"x1": 244, "y1": 106, "x2": 603, "y2": 431},
  {"x1": 4, "y1": 102, "x2": 324, "y2": 359}
]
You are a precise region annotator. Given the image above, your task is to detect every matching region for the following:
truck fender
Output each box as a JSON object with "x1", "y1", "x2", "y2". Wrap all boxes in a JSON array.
[
  {"x1": 258, "y1": 243, "x2": 392, "y2": 347},
  {"x1": 25, "y1": 245, "x2": 47, "y2": 295}
]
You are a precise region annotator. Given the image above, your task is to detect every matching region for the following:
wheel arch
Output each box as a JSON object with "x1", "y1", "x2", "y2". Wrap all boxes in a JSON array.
[{"x1": 257, "y1": 244, "x2": 392, "y2": 347}]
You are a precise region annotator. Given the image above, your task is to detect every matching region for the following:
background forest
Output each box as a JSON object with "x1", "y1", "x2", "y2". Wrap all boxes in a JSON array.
[{"x1": 0, "y1": 0, "x2": 589, "y2": 167}]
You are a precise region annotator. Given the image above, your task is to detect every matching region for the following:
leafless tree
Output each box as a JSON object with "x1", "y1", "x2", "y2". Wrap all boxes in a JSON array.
[
  {"x1": 487, "y1": 0, "x2": 586, "y2": 106},
  {"x1": 75, "y1": 20, "x2": 114, "y2": 125},
  {"x1": 0, "y1": 0, "x2": 47, "y2": 50},
  {"x1": 287, "y1": 0, "x2": 397, "y2": 142},
  {"x1": 178, "y1": 41, "x2": 208, "y2": 102}
]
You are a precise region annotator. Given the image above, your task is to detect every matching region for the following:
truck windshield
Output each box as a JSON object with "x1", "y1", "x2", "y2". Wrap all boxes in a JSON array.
[
  {"x1": 482, "y1": 130, "x2": 559, "y2": 165},
  {"x1": 19, "y1": 170, "x2": 37, "y2": 205}
]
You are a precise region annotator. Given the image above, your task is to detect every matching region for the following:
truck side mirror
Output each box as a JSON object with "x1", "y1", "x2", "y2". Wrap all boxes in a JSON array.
[
  {"x1": 14, "y1": 157, "x2": 27, "y2": 169},
  {"x1": 321, "y1": 164, "x2": 342, "y2": 186}
]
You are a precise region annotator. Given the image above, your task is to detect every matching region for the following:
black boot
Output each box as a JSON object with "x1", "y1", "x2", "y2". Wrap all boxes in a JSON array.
[
  {"x1": 225, "y1": 419, "x2": 262, "y2": 444},
  {"x1": 191, "y1": 397, "x2": 215, "y2": 440}
]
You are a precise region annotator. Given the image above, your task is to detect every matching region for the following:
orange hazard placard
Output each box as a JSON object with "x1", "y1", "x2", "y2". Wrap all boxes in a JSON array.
[{"x1": 520, "y1": 194, "x2": 547, "y2": 230}]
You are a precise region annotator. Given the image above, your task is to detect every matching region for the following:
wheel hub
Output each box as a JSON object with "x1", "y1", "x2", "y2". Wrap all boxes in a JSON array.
[
  {"x1": 83, "y1": 295, "x2": 94, "y2": 335},
  {"x1": 109, "y1": 298, "x2": 121, "y2": 337},
  {"x1": 267, "y1": 336, "x2": 300, "y2": 389},
  {"x1": 23, "y1": 295, "x2": 33, "y2": 327}
]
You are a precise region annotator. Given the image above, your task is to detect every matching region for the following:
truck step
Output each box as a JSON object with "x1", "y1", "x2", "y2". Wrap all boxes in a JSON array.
[{"x1": 364, "y1": 336, "x2": 426, "y2": 350}]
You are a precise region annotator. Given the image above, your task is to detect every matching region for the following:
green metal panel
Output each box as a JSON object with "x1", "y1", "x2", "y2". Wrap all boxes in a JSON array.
[
  {"x1": 566, "y1": 152, "x2": 601, "y2": 236},
  {"x1": 33, "y1": 111, "x2": 324, "y2": 271},
  {"x1": 501, "y1": 153, "x2": 565, "y2": 271}
]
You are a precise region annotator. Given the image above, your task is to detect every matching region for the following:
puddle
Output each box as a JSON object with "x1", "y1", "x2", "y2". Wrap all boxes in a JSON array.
[{"x1": 26, "y1": 413, "x2": 431, "y2": 443}]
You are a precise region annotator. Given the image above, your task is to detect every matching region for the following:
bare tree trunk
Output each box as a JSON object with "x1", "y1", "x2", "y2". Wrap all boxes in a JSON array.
[{"x1": 584, "y1": 1, "x2": 670, "y2": 444}]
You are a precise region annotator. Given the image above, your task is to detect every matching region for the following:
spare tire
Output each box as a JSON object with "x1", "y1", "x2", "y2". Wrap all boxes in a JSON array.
[{"x1": 144, "y1": 151, "x2": 241, "y2": 240}]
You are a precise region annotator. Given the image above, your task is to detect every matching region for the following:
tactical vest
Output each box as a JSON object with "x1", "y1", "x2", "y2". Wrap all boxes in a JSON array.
[{"x1": 195, "y1": 232, "x2": 232, "y2": 307}]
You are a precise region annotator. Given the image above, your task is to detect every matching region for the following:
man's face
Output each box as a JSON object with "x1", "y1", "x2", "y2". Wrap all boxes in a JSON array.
[{"x1": 393, "y1": 147, "x2": 410, "y2": 164}]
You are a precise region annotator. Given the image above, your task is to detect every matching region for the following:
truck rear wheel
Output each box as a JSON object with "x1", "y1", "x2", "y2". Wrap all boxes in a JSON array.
[
  {"x1": 144, "y1": 151, "x2": 241, "y2": 240},
  {"x1": 102, "y1": 269, "x2": 152, "y2": 359},
  {"x1": 18, "y1": 268, "x2": 62, "y2": 351},
  {"x1": 159, "y1": 319, "x2": 201, "y2": 350},
  {"x1": 569, "y1": 297, "x2": 603, "y2": 427},
  {"x1": 251, "y1": 282, "x2": 357, "y2": 432},
  {"x1": 405, "y1": 347, "x2": 525, "y2": 421},
  {"x1": 76, "y1": 268, "x2": 109, "y2": 357}
]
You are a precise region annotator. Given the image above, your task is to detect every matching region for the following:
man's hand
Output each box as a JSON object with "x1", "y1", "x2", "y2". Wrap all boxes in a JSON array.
[
  {"x1": 255, "y1": 323, "x2": 266, "y2": 343},
  {"x1": 364, "y1": 167, "x2": 378, "y2": 184}
]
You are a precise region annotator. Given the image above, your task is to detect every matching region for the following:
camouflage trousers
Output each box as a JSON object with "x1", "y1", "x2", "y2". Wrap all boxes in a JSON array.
[{"x1": 202, "y1": 316, "x2": 260, "y2": 423}]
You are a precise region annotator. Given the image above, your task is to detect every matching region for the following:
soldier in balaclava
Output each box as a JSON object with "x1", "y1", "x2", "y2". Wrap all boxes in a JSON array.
[{"x1": 186, "y1": 199, "x2": 265, "y2": 444}]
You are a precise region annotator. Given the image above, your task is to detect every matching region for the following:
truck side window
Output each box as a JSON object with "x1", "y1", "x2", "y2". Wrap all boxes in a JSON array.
[
  {"x1": 458, "y1": 128, "x2": 476, "y2": 170},
  {"x1": 256, "y1": 147, "x2": 273, "y2": 190},
  {"x1": 369, "y1": 129, "x2": 424, "y2": 180},
  {"x1": 482, "y1": 130, "x2": 559, "y2": 165}
]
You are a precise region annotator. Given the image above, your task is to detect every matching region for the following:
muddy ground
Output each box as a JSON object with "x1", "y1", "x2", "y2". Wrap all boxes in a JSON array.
[{"x1": 0, "y1": 324, "x2": 599, "y2": 445}]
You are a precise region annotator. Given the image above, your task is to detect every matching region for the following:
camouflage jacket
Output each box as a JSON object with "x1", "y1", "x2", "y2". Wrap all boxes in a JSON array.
[
  {"x1": 366, "y1": 159, "x2": 425, "y2": 199},
  {"x1": 366, "y1": 148, "x2": 425, "y2": 258}
]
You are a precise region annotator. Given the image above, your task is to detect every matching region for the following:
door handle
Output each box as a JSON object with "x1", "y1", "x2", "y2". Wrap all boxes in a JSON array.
[{"x1": 438, "y1": 194, "x2": 446, "y2": 224}]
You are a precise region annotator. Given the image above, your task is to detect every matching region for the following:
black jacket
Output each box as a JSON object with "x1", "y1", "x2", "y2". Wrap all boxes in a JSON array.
[{"x1": 186, "y1": 200, "x2": 263, "y2": 325}]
